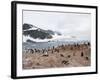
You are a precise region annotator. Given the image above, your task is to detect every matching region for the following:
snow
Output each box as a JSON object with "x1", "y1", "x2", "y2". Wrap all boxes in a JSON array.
[
  {"x1": 23, "y1": 27, "x2": 38, "y2": 31},
  {"x1": 23, "y1": 34, "x2": 77, "y2": 43}
]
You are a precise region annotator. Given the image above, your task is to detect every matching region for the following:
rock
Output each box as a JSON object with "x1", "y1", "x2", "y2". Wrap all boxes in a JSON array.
[
  {"x1": 85, "y1": 57, "x2": 89, "y2": 60},
  {"x1": 62, "y1": 60, "x2": 69, "y2": 65},
  {"x1": 60, "y1": 54, "x2": 64, "y2": 57},
  {"x1": 42, "y1": 54, "x2": 49, "y2": 57},
  {"x1": 67, "y1": 55, "x2": 71, "y2": 58}
]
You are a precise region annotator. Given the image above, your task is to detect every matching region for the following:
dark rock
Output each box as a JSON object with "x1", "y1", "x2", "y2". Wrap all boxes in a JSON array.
[
  {"x1": 60, "y1": 54, "x2": 64, "y2": 57},
  {"x1": 85, "y1": 57, "x2": 89, "y2": 60},
  {"x1": 67, "y1": 55, "x2": 71, "y2": 58},
  {"x1": 42, "y1": 54, "x2": 49, "y2": 57},
  {"x1": 23, "y1": 23, "x2": 32, "y2": 30},
  {"x1": 62, "y1": 60, "x2": 69, "y2": 65}
]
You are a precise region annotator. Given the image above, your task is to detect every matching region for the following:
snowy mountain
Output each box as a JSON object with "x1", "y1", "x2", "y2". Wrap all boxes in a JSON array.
[{"x1": 23, "y1": 23, "x2": 62, "y2": 42}]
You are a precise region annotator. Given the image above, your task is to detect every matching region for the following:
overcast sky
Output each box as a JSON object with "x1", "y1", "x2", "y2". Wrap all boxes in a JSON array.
[{"x1": 23, "y1": 10, "x2": 91, "y2": 40}]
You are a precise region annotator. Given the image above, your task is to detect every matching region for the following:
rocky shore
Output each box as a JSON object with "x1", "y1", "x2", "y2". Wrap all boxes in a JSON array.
[{"x1": 22, "y1": 43, "x2": 91, "y2": 69}]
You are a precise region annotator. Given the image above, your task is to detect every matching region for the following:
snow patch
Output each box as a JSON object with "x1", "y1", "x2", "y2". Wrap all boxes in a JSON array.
[
  {"x1": 23, "y1": 27, "x2": 38, "y2": 31},
  {"x1": 23, "y1": 34, "x2": 76, "y2": 43}
]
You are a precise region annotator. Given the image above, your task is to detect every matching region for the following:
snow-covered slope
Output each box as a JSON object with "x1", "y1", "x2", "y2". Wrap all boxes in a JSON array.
[{"x1": 23, "y1": 23, "x2": 64, "y2": 42}]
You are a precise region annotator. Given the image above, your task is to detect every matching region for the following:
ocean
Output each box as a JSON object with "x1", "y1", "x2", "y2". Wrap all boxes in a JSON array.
[{"x1": 22, "y1": 38, "x2": 90, "y2": 51}]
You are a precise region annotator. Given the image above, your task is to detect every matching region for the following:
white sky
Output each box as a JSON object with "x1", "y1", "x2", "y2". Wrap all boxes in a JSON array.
[{"x1": 23, "y1": 10, "x2": 91, "y2": 40}]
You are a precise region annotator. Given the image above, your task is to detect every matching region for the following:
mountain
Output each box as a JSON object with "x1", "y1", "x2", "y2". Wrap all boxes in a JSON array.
[
  {"x1": 23, "y1": 23, "x2": 33, "y2": 30},
  {"x1": 23, "y1": 23, "x2": 39, "y2": 31},
  {"x1": 23, "y1": 30, "x2": 53, "y2": 39},
  {"x1": 23, "y1": 23, "x2": 62, "y2": 42}
]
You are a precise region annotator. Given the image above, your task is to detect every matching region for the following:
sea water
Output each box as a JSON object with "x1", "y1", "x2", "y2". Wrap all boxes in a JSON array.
[{"x1": 22, "y1": 38, "x2": 90, "y2": 51}]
